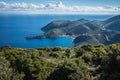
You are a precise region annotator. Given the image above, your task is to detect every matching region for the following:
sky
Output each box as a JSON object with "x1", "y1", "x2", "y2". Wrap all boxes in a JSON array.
[{"x1": 0, "y1": 0, "x2": 120, "y2": 14}]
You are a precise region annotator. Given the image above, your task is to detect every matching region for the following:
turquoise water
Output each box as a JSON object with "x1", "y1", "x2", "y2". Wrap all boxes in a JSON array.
[{"x1": 0, "y1": 14, "x2": 115, "y2": 48}]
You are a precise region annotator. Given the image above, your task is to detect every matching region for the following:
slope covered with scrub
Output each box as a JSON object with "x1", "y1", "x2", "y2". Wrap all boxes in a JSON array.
[{"x1": 0, "y1": 43, "x2": 120, "y2": 80}]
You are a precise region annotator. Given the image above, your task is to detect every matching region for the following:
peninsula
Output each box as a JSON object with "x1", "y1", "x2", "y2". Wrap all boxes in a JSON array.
[{"x1": 26, "y1": 15, "x2": 120, "y2": 46}]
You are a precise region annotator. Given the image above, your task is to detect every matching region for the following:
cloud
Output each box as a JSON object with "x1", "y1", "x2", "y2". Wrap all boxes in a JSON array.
[
  {"x1": 0, "y1": 1, "x2": 7, "y2": 8},
  {"x1": 0, "y1": 1, "x2": 119, "y2": 14}
]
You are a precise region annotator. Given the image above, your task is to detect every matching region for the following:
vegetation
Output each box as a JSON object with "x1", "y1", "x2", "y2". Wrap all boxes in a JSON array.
[{"x1": 0, "y1": 43, "x2": 120, "y2": 80}]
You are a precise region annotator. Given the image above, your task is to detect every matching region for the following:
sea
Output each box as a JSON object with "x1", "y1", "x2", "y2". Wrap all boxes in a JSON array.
[{"x1": 0, "y1": 14, "x2": 115, "y2": 48}]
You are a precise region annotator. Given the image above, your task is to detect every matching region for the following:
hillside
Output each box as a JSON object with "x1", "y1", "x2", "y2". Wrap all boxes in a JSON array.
[
  {"x1": 26, "y1": 15, "x2": 120, "y2": 46},
  {"x1": 0, "y1": 43, "x2": 120, "y2": 80}
]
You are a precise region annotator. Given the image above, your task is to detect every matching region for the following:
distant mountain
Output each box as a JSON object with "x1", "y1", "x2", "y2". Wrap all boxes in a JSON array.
[
  {"x1": 103, "y1": 15, "x2": 120, "y2": 31},
  {"x1": 26, "y1": 15, "x2": 120, "y2": 46}
]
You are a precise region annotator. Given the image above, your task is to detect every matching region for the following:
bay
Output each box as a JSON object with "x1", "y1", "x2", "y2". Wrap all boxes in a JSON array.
[{"x1": 0, "y1": 14, "x2": 114, "y2": 48}]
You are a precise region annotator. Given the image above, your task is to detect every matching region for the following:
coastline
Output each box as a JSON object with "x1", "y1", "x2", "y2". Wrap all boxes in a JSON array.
[{"x1": 60, "y1": 35, "x2": 76, "y2": 39}]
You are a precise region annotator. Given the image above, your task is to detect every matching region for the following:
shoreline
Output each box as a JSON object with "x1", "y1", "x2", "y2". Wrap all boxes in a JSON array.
[{"x1": 60, "y1": 35, "x2": 76, "y2": 39}]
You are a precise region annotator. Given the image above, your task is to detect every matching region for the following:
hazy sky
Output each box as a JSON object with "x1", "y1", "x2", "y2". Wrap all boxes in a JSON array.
[{"x1": 0, "y1": 0, "x2": 120, "y2": 14}]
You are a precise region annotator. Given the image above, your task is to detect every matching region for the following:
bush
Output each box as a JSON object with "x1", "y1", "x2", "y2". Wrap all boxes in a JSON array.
[{"x1": 0, "y1": 57, "x2": 24, "y2": 80}]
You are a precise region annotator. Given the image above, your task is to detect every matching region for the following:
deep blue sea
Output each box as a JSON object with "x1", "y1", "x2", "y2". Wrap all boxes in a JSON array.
[{"x1": 0, "y1": 14, "x2": 115, "y2": 48}]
